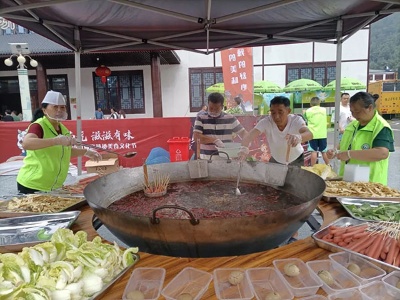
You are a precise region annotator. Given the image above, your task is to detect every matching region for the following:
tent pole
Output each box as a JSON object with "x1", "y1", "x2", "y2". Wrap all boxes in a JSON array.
[
  {"x1": 75, "y1": 51, "x2": 82, "y2": 175},
  {"x1": 333, "y1": 19, "x2": 343, "y2": 171}
]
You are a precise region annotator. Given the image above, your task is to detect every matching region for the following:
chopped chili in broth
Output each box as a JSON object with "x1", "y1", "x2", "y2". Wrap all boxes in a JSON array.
[{"x1": 107, "y1": 181, "x2": 304, "y2": 219}]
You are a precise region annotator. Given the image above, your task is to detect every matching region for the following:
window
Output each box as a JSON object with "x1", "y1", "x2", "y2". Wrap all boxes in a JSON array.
[
  {"x1": 189, "y1": 67, "x2": 223, "y2": 112},
  {"x1": 286, "y1": 63, "x2": 336, "y2": 86},
  {"x1": 93, "y1": 70, "x2": 144, "y2": 114}
]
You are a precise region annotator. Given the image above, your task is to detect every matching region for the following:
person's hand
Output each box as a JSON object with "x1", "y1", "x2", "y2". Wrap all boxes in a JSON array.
[
  {"x1": 214, "y1": 139, "x2": 225, "y2": 148},
  {"x1": 84, "y1": 149, "x2": 102, "y2": 162},
  {"x1": 238, "y1": 146, "x2": 249, "y2": 161},
  {"x1": 53, "y1": 135, "x2": 76, "y2": 146},
  {"x1": 326, "y1": 149, "x2": 337, "y2": 160},
  {"x1": 286, "y1": 134, "x2": 302, "y2": 147}
]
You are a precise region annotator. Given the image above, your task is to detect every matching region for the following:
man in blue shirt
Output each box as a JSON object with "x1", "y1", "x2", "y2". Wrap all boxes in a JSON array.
[{"x1": 95, "y1": 107, "x2": 104, "y2": 119}]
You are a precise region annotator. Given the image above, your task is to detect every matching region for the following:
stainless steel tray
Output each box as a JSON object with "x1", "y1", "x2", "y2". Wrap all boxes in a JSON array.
[
  {"x1": 338, "y1": 197, "x2": 400, "y2": 222},
  {"x1": 0, "y1": 211, "x2": 80, "y2": 252},
  {"x1": 93, "y1": 253, "x2": 140, "y2": 300},
  {"x1": 312, "y1": 216, "x2": 399, "y2": 274}
]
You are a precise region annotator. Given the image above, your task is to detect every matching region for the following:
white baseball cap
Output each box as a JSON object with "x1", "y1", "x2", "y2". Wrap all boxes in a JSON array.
[{"x1": 42, "y1": 90, "x2": 66, "y2": 105}]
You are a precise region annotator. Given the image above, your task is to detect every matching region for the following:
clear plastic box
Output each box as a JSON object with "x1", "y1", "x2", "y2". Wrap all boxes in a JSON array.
[
  {"x1": 273, "y1": 258, "x2": 322, "y2": 297},
  {"x1": 327, "y1": 288, "x2": 372, "y2": 300},
  {"x1": 306, "y1": 260, "x2": 360, "y2": 295},
  {"x1": 245, "y1": 267, "x2": 294, "y2": 300},
  {"x1": 359, "y1": 281, "x2": 400, "y2": 299},
  {"x1": 161, "y1": 267, "x2": 212, "y2": 300},
  {"x1": 298, "y1": 296, "x2": 328, "y2": 300},
  {"x1": 382, "y1": 270, "x2": 400, "y2": 291},
  {"x1": 329, "y1": 251, "x2": 386, "y2": 284},
  {"x1": 213, "y1": 268, "x2": 254, "y2": 300},
  {"x1": 123, "y1": 267, "x2": 166, "y2": 300}
]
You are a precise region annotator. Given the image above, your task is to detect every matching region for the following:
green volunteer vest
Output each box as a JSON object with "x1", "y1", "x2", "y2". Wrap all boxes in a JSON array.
[
  {"x1": 305, "y1": 106, "x2": 327, "y2": 139},
  {"x1": 17, "y1": 117, "x2": 72, "y2": 191},
  {"x1": 339, "y1": 111, "x2": 392, "y2": 185}
]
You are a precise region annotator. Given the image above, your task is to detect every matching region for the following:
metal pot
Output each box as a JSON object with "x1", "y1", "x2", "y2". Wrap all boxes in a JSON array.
[{"x1": 84, "y1": 160, "x2": 325, "y2": 257}]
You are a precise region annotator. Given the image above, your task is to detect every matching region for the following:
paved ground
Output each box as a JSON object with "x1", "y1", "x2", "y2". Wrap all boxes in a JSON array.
[{"x1": 1, "y1": 118, "x2": 399, "y2": 246}]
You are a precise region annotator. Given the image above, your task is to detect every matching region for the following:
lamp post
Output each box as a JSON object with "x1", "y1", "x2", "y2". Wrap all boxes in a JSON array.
[{"x1": 4, "y1": 46, "x2": 38, "y2": 121}]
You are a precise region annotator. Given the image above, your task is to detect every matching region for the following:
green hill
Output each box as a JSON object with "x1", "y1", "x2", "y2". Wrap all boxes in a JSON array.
[{"x1": 369, "y1": 13, "x2": 400, "y2": 71}]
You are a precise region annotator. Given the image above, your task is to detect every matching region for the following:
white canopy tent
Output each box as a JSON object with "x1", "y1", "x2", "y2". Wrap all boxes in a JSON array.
[{"x1": 1, "y1": 0, "x2": 399, "y2": 172}]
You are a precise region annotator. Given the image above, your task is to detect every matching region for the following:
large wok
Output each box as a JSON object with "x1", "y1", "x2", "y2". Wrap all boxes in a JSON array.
[{"x1": 84, "y1": 160, "x2": 325, "y2": 257}]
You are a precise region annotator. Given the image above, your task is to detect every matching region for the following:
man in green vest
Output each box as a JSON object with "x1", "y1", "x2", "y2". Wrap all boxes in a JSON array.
[
  {"x1": 327, "y1": 92, "x2": 394, "y2": 185},
  {"x1": 304, "y1": 97, "x2": 329, "y2": 166}
]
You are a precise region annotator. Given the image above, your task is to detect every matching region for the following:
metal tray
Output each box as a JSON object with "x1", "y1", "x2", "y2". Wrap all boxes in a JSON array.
[
  {"x1": 0, "y1": 211, "x2": 80, "y2": 252},
  {"x1": 92, "y1": 253, "x2": 140, "y2": 300},
  {"x1": 0, "y1": 194, "x2": 87, "y2": 218},
  {"x1": 338, "y1": 197, "x2": 400, "y2": 222},
  {"x1": 312, "y1": 216, "x2": 399, "y2": 274}
]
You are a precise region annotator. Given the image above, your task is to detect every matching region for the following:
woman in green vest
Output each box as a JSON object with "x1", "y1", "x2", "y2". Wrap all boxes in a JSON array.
[
  {"x1": 17, "y1": 91, "x2": 102, "y2": 194},
  {"x1": 327, "y1": 92, "x2": 394, "y2": 185}
]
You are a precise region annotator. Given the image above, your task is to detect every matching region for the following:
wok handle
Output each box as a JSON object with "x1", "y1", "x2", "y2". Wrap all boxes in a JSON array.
[
  {"x1": 150, "y1": 205, "x2": 200, "y2": 225},
  {"x1": 209, "y1": 151, "x2": 231, "y2": 162}
]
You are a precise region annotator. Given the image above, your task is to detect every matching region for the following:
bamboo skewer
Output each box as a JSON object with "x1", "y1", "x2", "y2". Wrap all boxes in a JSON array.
[{"x1": 143, "y1": 169, "x2": 170, "y2": 195}]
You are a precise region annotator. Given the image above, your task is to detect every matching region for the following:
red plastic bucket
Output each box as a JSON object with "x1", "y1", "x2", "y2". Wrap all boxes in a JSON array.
[{"x1": 167, "y1": 137, "x2": 190, "y2": 162}]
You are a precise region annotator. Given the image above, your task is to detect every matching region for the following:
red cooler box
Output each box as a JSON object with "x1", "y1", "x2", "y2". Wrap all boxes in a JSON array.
[{"x1": 167, "y1": 137, "x2": 190, "y2": 162}]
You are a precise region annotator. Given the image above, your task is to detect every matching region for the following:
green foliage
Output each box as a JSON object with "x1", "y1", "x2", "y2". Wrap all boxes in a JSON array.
[{"x1": 370, "y1": 13, "x2": 400, "y2": 71}]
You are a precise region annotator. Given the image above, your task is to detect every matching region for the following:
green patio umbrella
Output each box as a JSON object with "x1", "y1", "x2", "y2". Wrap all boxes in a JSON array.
[
  {"x1": 253, "y1": 80, "x2": 283, "y2": 93},
  {"x1": 206, "y1": 82, "x2": 225, "y2": 93},
  {"x1": 283, "y1": 78, "x2": 323, "y2": 92},
  {"x1": 324, "y1": 77, "x2": 366, "y2": 90}
]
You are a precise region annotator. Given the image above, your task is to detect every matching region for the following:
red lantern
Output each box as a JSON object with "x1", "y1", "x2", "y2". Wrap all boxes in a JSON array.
[{"x1": 95, "y1": 65, "x2": 111, "y2": 84}]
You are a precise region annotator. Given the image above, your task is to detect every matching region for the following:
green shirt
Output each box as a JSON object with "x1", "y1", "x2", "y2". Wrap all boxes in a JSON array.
[{"x1": 304, "y1": 106, "x2": 327, "y2": 139}]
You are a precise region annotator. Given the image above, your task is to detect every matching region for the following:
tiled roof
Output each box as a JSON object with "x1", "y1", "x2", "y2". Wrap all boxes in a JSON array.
[
  {"x1": 0, "y1": 32, "x2": 180, "y2": 71},
  {"x1": 0, "y1": 32, "x2": 70, "y2": 55}
]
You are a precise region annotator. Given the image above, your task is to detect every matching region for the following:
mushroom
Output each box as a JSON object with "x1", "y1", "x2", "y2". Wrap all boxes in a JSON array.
[
  {"x1": 265, "y1": 291, "x2": 281, "y2": 300},
  {"x1": 228, "y1": 271, "x2": 244, "y2": 285},
  {"x1": 318, "y1": 270, "x2": 335, "y2": 286},
  {"x1": 283, "y1": 263, "x2": 300, "y2": 277},
  {"x1": 347, "y1": 263, "x2": 361, "y2": 276}
]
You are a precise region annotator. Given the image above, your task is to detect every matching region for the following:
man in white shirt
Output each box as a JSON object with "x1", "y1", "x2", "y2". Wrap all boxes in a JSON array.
[
  {"x1": 239, "y1": 96, "x2": 313, "y2": 166},
  {"x1": 338, "y1": 93, "x2": 354, "y2": 140}
]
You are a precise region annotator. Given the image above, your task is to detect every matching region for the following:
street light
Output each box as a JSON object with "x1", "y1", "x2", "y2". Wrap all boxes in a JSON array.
[
  {"x1": 4, "y1": 53, "x2": 38, "y2": 68},
  {"x1": 3, "y1": 43, "x2": 37, "y2": 121}
]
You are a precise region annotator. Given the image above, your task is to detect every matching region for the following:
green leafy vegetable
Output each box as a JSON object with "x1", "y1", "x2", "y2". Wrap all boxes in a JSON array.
[
  {"x1": 0, "y1": 229, "x2": 139, "y2": 299},
  {"x1": 344, "y1": 203, "x2": 400, "y2": 221}
]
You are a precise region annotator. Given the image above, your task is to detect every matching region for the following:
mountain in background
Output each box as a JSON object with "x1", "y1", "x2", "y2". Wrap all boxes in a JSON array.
[{"x1": 369, "y1": 12, "x2": 400, "y2": 71}]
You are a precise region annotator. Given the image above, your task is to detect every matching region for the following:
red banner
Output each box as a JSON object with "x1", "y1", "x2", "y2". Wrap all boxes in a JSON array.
[
  {"x1": 0, "y1": 116, "x2": 274, "y2": 170},
  {"x1": 0, "y1": 118, "x2": 192, "y2": 168},
  {"x1": 221, "y1": 47, "x2": 254, "y2": 110}
]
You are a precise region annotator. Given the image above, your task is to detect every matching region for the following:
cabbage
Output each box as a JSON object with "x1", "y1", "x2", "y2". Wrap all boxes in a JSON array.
[{"x1": 0, "y1": 229, "x2": 139, "y2": 300}]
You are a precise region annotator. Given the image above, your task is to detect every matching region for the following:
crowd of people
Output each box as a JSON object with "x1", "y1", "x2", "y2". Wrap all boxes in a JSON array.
[
  {"x1": 1, "y1": 110, "x2": 23, "y2": 121},
  {"x1": 95, "y1": 107, "x2": 127, "y2": 119},
  {"x1": 194, "y1": 91, "x2": 394, "y2": 185}
]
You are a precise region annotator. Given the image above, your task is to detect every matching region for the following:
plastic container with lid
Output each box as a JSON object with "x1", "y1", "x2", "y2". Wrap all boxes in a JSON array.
[
  {"x1": 327, "y1": 288, "x2": 372, "y2": 300},
  {"x1": 122, "y1": 267, "x2": 166, "y2": 300},
  {"x1": 273, "y1": 258, "x2": 322, "y2": 297},
  {"x1": 382, "y1": 270, "x2": 400, "y2": 291},
  {"x1": 213, "y1": 268, "x2": 254, "y2": 300},
  {"x1": 359, "y1": 281, "x2": 400, "y2": 299},
  {"x1": 161, "y1": 267, "x2": 212, "y2": 300},
  {"x1": 245, "y1": 267, "x2": 293, "y2": 300},
  {"x1": 306, "y1": 259, "x2": 360, "y2": 295},
  {"x1": 328, "y1": 251, "x2": 386, "y2": 285}
]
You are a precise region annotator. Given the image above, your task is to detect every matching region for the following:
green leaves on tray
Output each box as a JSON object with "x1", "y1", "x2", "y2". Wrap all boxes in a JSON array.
[{"x1": 344, "y1": 203, "x2": 400, "y2": 221}]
